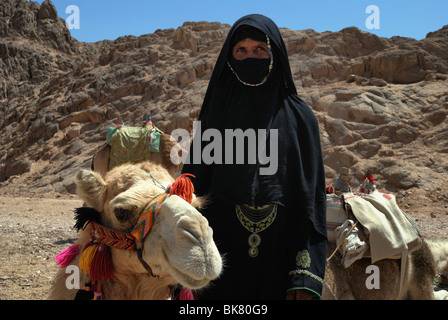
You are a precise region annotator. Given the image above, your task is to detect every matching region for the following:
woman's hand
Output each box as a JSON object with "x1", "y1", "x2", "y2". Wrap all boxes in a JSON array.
[{"x1": 286, "y1": 289, "x2": 314, "y2": 300}]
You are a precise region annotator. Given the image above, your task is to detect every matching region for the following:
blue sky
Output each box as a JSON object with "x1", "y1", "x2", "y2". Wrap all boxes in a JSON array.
[{"x1": 36, "y1": 0, "x2": 447, "y2": 42}]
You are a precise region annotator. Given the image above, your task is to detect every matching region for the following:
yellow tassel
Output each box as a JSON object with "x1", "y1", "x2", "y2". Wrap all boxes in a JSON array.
[{"x1": 79, "y1": 244, "x2": 98, "y2": 274}]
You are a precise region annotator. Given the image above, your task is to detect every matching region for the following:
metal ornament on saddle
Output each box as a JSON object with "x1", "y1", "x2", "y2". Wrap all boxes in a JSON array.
[{"x1": 54, "y1": 173, "x2": 195, "y2": 299}]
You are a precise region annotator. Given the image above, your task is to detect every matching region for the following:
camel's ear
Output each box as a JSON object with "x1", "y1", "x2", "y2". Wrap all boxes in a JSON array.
[{"x1": 75, "y1": 170, "x2": 107, "y2": 211}]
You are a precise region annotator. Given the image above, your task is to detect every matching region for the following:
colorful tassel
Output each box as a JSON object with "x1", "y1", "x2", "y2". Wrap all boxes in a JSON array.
[
  {"x1": 55, "y1": 244, "x2": 80, "y2": 268},
  {"x1": 93, "y1": 291, "x2": 103, "y2": 300},
  {"x1": 79, "y1": 242, "x2": 98, "y2": 274},
  {"x1": 92, "y1": 282, "x2": 103, "y2": 300},
  {"x1": 179, "y1": 288, "x2": 195, "y2": 300},
  {"x1": 167, "y1": 173, "x2": 195, "y2": 204},
  {"x1": 74, "y1": 208, "x2": 101, "y2": 231},
  {"x1": 90, "y1": 244, "x2": 114, "y2": 281}
]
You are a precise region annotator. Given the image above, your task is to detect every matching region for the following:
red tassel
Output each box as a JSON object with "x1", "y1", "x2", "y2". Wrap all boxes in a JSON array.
[
  {"x1": 90, "y1": 244, "x2": 114, "y2": 281},
  {"x1": 168, "y1": 173, "x2": 195, "y2": 204},
  {"x1": 55, "y1": 244, "x2": 80, "y2": 268},
  {"x1": 363, "y1": 174, "x2": 375, "y2": 184}
]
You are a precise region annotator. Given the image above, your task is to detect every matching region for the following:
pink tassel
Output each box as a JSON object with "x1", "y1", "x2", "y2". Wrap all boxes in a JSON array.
[
  {"x1": 55, "y1": 244, "x2": 80, "y2": 268},
  {"x1": 179, "y1": 288, "x2": 195, "y2": 300}
]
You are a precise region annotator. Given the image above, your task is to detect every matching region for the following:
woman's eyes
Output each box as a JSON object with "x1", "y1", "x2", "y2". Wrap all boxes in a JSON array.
[{"x1": 236, "y1": 46, "x2": 266, "y2": 53}]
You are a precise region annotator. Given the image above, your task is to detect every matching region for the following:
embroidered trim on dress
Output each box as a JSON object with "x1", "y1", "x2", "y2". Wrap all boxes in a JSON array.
[
  {"x1": 288, "y1": 269, "x2": 324, "y2": 284},
  {"x1": 236, "y1": 204, "x2": 277, "y2": 257}
]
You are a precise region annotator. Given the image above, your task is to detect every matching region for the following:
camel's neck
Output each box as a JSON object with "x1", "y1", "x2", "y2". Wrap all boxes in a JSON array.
[{"x1": 101, "y1": 273, "x2": 173, "y2": 300}]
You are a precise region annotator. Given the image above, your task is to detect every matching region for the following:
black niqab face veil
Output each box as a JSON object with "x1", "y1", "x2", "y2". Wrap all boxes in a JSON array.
[{"x1": 182, "y1": 14, "x2": 327, "y2": 238}]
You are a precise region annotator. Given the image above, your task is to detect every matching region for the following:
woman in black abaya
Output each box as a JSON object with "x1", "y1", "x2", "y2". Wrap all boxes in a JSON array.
[{"x1": 182, "y1": 14, "x2": 327, "y2": 300}]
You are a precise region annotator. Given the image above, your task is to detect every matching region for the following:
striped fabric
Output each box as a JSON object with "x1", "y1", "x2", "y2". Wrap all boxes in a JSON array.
[
  {"x1": 91, "y1": 222, "x2": 136, "y2": 251},
  {"x1": 131, "y1": 193, "x2": 169, "y2": 243}
]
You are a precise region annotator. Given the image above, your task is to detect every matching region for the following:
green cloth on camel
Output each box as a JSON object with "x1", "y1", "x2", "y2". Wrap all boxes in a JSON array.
[{"x1": 108, "y1": 126, "x2": 161, "y2": 170}]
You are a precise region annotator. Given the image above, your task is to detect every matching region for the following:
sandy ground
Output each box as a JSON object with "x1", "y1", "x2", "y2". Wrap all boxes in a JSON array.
[
  {"x1": 0, "y1": 188, "x2": 446, "y2": 300},
  {"x1": 0, "y1": 196, "x2": 82, "y2": 300}
]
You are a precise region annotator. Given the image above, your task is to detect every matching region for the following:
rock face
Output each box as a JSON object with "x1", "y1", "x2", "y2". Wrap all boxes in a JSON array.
[{"x1": 0, "y1": 0, "x2": 447, "y2": 200}]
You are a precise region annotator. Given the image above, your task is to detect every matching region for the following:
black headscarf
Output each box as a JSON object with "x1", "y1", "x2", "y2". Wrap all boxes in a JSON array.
[{"x1": 182, "y1": 14, "x2": 326, "y2": 237}]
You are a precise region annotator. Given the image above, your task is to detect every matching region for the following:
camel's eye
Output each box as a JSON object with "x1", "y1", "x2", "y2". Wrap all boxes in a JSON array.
[{"x1": 114, "y1": 208, "x2": 131, "y2": 221}]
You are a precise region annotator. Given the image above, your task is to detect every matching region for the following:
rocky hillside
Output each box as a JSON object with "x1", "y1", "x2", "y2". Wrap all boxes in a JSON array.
[{"x1": 1, "y1": 0, "x2": 447, "y2": 212}]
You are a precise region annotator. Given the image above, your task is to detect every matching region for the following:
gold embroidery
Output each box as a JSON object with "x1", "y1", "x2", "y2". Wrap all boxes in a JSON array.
[
  {"x1": 236, "y1": 204, "x2": 277, "y2": 257},
  {"x1": 296, "y1": 250, "x2": 311, "y2": 269},
  {"x1": 288, "y1": 270, "x2": 323, "y2": 284}
]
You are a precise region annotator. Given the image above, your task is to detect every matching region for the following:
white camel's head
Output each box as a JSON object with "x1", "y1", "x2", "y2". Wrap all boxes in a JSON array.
[{"x1": 75, "y1": 161, "x2": 222, "y2": 290}]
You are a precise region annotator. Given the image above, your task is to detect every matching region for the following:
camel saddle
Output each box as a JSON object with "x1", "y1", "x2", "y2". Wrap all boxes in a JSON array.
[
  {"x1": 343, "y1": 190, "x2": 422, "y2": 261},
  {"x1": 107, "y1": 124, "x2": 162, "y2": 170},
  {"x1": 326, "y1": 171, "x2": 423, "y2": 297},
  {"x1": 343, "y1": 189, "x2": 423, "y2": 298},
  {"x1": 326, "y1": 171, "x2": 422, "y2": 261},
  {"x1": 326, "y1": 189, "x2": 422, "y2": 261}
]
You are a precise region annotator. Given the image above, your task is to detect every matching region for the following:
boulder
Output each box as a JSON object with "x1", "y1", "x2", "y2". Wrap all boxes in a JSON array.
[
  {"x1": 4, "y1": 159, "x2": 32, "y2": 178},
  {"x1": 38, "y1": 0, "x2": 58, "y2": 20}
]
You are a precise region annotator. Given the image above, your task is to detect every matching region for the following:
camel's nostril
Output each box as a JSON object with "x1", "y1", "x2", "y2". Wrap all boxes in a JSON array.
[
  {"x1": 176, "y1": 216, "x2": 204, "y2": 245},
  {"x1": 180, "y1": 227, "x2": 202, "y2": 244}
]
